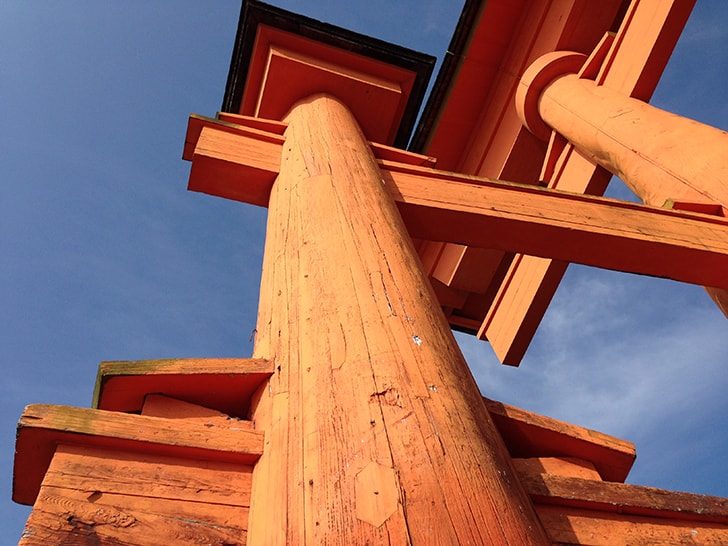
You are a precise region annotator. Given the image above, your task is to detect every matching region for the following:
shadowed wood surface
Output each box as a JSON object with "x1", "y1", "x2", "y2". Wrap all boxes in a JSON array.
[
  {"x1": 93, "y1": 357, "x2": 273, "y2": 418},
  {"x1": 19, "y1": 445, "x2": 251, "y2": 546}
]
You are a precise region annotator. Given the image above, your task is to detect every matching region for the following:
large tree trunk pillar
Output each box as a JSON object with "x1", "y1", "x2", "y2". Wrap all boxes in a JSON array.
[
  {"x1": 538, "y1": 73, "x2": 728, "y2": 315},
  {"x1": 247, "y1": 94, "x2": 549, "y2": 545}
]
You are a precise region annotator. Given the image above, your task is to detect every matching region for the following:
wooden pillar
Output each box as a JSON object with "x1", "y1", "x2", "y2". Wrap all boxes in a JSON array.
[
  {"x1": 247, "y1": 94, "x2": 549, "y2": 545},
  {"x1": 532, "y1": 71, "x2": 728, "y2": 315}
]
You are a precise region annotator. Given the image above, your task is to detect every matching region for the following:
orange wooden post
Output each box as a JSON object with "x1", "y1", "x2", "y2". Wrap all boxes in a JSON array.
[
  {"x1": 518, "y1": 54, "x2": 728, "y2": 316},
  {"x1": 536, "y1": 73, "x2": 728, "y2": 208},
  {"x1": 247, "y1": 93, "x2": 549, "y2": 544}
]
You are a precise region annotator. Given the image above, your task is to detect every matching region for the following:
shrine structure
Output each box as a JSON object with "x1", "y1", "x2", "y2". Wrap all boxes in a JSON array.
[{"x1": 12, "y1": 0, "x2": 728, "y2": 544}]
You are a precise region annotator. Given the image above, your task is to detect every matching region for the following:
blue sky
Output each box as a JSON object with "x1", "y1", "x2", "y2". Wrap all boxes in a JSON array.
[{"x1": 2, "y1": 0, "x2": 727, "y2": 540}]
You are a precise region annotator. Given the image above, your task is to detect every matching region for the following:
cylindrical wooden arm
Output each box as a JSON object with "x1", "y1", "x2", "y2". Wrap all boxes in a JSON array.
[
  {"x1": 539, "y1": 73, "x2": 728, "y2": 207},
  {"x1": 518, "y1": 55, "x2": 728, "y2": 317}
]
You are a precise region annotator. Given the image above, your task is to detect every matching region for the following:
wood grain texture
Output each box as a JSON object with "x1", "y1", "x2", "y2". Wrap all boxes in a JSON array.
[
  {"x1": 14, "y1": 404, "x2": 263, "y2": 505},
  {"x1": 484, "y1": 397, "x2": 635, "y2": 482},
  {"x1": 247, "y1": 94, "x2": 549, "y2": 545},
  {"x1": 19, "y1": 444, "x2": 251, "y2": 545},
  {"x1": 141, "y1": 394, "x2": 253, "y2": 429},
  {"x1": 385, "y1": 164, "x2": 728, "y2": 290},
  {"x1": 522, "y1": 471, "x2": 728, "y2": 523},
  {"x1": 93, "y1": 357, "x2": 272, "y2": 417},
  {"x1": 536, "y1": 504, "x2": 728, "y2": 545}
]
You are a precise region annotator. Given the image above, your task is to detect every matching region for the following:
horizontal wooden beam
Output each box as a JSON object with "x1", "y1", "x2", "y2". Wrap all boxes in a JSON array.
[
  {"x1": 484, "y1": 398, "x2": 635, "y2": 482},
  {"x1": 185, "y1": 118, "x2": 728, "y2": 292},
  {"x1": 184, "y1": 115, "x2": 437, "y2": 207},
  {"x1": 383, "y1": 162, "x2": 728, "y2": 290},
  {"x1": 536, "y1": 504, "x2": 728, "y2": 545},
  {"x1": 520, "y1": 470, "x2": 728, "y2": 524},
  {"x1": 93, "y1": 357, "x2": 273, "y2": 418},
  {"x1": 14, "y1": 404, "x2": 265, "y2": 505}
]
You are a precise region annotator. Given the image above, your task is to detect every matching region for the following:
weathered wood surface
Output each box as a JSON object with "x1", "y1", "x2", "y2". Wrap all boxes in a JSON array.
[
  {"x1": 385, "y1": 163, "x2": 728, "y2": 290},
  {"x1": 185, "y1": 116, "x2": 728, "y2": 292},
  {"x1": 19, "y1": 445, "x2": 250, "y2": 545},
  {"x1": 141, "y1": 394, "x2": 253, "y2": 429},
  {"x1": 216, "y1": 111, "x2": 438, "y2": 167},
  {"x1": 14, "y1": 404, "x2": 264, "y2": 505},
  {"x1": 427, "y1": 0, "x2": 701, "y2": 366},
  {"x1": 521, "y1": 470, "x2": 728, "y2": 523},
  {"x1": 93, "y1": 357, "x2": 273, "y2": 417},
  {"x1": 186, "y1": 114, "x2": 437, "y2": 209},
  {"x1": 536, "y1": 505, "x2": 728, "y2": 545},
  {"x1": 484, "y1": 397, "x2": 635, "y2": 482},
  {"x1": 246, "y1": 94, "x2": 549, "y2": 544},
  {"x1": 513, "y1": 457, "x2": 602, "y2": 481}
]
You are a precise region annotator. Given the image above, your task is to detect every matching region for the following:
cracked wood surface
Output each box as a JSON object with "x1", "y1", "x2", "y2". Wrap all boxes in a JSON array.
[
  {"x1": 19, "y1": 445, "x2": 250, "y2": 545},
  {"x1": 14, "y1": 404, "x2": 264, "y2": 506},
  {"x1": 247, "y1": 94, "x2": 549, "y2": 545}
]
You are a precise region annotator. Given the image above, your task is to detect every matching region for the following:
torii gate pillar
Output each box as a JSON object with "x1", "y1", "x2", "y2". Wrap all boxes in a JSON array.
[{"x1": 247, "y1": 92, "x2": 548, "y2": 544}]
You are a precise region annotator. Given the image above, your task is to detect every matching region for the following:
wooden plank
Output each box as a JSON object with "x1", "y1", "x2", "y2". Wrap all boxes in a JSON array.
[
  {"x1": 216, "y1": 111, "x2": 288, "y2": 134},
  {"x1": 428, "y1": 0, "x2": 696, "y2": 367},
  {"x1": 384, "y1": 165, "x2": 728, "y2": 290},
  {"x1": 183, "y1": 113, "x2": 285, "y2": 161},
  {"x1": 185, "y1": 119, "x2": 437, "y2": 209},
  {"x1": 521, "y1": 471, "x2": 728, "y2": 524},
  {"x1": 480, "y1": 254, "x2": 567, "y2": 365},
  {"x1": 369, "y1": 142, "x2": 437, "y2": 168},
  {"x1": 46, "y1": 444, "x2": 253, "y2": 508},
  {"x1": 23, "y1": 443, "x2": 253, "y2": 541},
  {"x1": 597, "y1": 0, "x2": 696, "y2": 100},
  {"x1": 484, "y1": 398, "x2": 635, "y2": 482},
  {"x1": 513, "y1": 457, "x2": 602, "y2": 481},
  {"x1": 14, "y1": 404, "x2": 264, "y2": 506},
  {"x1": 535, "y1": 504, "x2": 728, "y2": 545},
  {"x1": 93, "y1": 357, "x2": 273, "y2": 417},
  {"x1": 188, "y1": 125, "x2": 282, "y2": 207}
]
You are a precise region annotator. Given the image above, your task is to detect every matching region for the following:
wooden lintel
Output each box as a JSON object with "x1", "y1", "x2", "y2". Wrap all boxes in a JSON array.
[
  {"x1": 369, "y1": 142, "x2": 437, "y2": 167},
  {"x1": 183, "y1": 113, "x2": 285, "y2": 162},
  {"x1": 520, "y1": 469, "x2": 728, "y2": 524},
  {"x1": 188, "y1": 124, "x2": 282, "y2": 207},
  {"x1": 536, "y1": 504, "x2": 728, "y2": 546},
  {"x1": 484, "y1": 398, "x2": 635, "y2": 482},
  {"x1": 141, "y1": 394, "x2": 253, "y2": 430},
  {"x1": 185, "y1": 115, "x2": 439, "y2": 209},
  {"x1": 93, "y1": 357, "x2": 273, "y2": 418},
  {"x1": 14, "y1": 404, "x2": 265, "y2": 506},
  {"x1": 383, "y1": 166, "x2": 728, "y2": 290}
]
